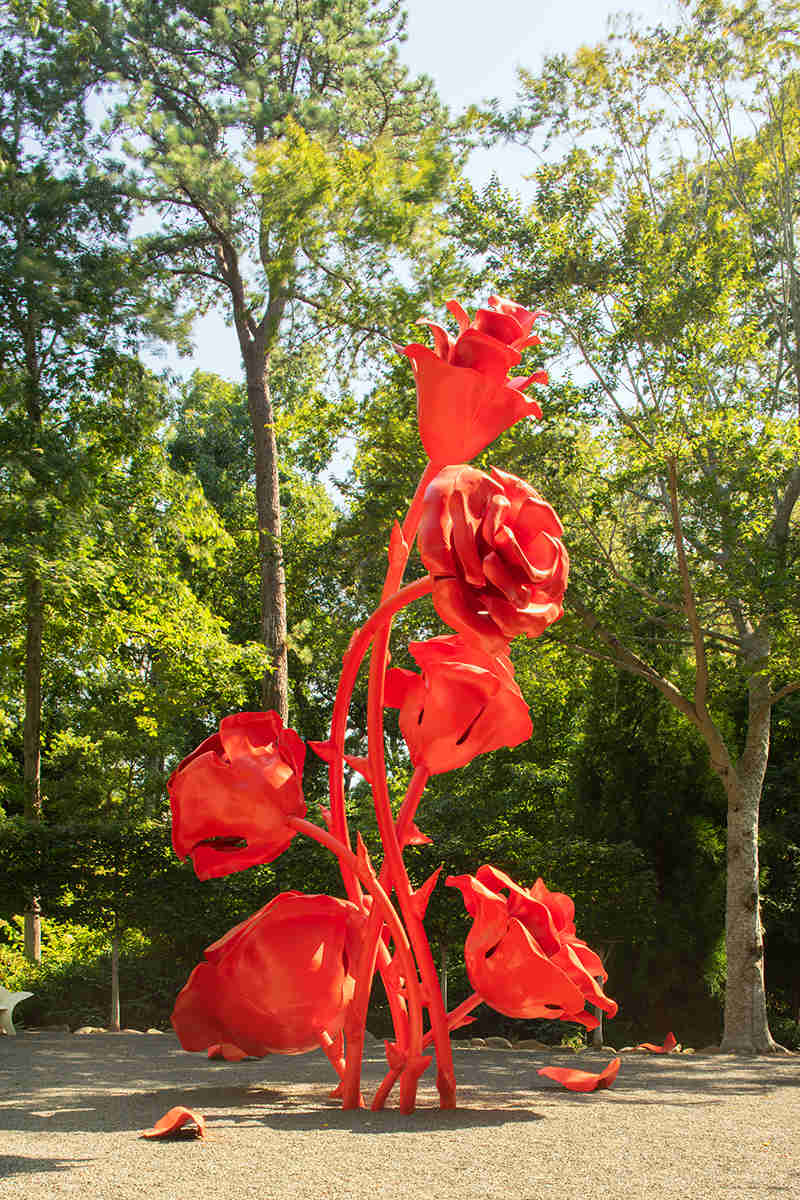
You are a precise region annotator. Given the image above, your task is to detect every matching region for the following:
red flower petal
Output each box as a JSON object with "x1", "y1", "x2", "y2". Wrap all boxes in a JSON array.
[
  {"x1": 473, "y1": 306, "x2": 526, "y2": 345},
  {"x1": 394, "y1": 636, "x2": 530, "y2": 773},
  {"x1": 487, "y1": 295, "x2": 545, "y2": 339},
  {"x1": 538, "y1": 1057, "x2": 621, "y2": 1093},
  {"x1": 444, "y1": 298, "x2": 470, "y2": 332},
  {"x1": 207, "y1": 1042, "x2": 249, "y2": 1061},
  {"x1": 141, "y1": 1106, "x2": 206, "y2": 1139},
  {"x1": 417, "y1": 320, "x2": 453, "y2": 360},
  {"x1": 171, "y1": 892, "x2": 365, "y2": 1057},
  {"x1": 451, "y1": 328, "x2": 521, "y2": 382},
  {"x1": 635, "y1": 1032, "x2": 678, "y2": 1053}
]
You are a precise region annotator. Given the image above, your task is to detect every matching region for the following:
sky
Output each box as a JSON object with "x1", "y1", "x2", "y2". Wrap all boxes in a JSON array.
[{"x1": 157, "y1": 0, "x2": 681, "y2": 381}]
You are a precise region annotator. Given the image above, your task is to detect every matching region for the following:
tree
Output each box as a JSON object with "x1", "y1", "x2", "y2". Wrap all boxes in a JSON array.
[
  {"x1": 0, "y1": 0, "x2": 177, "y2": 955},
  {"x1": 110, "y1": 0, "x2": 454, "y2": 721},
  {"x1": 464, "y1": 0, "x2": 800, "y2": 1050}
]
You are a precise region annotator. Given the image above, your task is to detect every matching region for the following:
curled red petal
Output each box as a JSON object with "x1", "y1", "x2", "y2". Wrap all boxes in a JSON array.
[
  {"x1": 487, "y1": 295, "x2": 545, "y2": 339},
  {"x1": 430, "y1": 576, "x2": 510, "y2": 656},
  {"x1": 141, "y1": 1106, "x2": 206, "y2": 1139},
  {"x1": 473, "y1": 306, "x2": 526, "y2": 344},
  {"x1": 507, "y1": 370, "x2": 547, "y2": 396},
  {"x1": 451, "y1": 328, "x2": 521, "y2": 382},
  {"x1": 445, "y1": 297, "x2": 470, "y2": 332},
  {"x1": 417, "y1": 319, "x2": 453, "y2": 360},
  {"x1": 538, "y1": 1057, "x2": 621, "y2": 1093},
  {"x1": 636, "y1": 1032, "x2": 678, "y2": 1053}
]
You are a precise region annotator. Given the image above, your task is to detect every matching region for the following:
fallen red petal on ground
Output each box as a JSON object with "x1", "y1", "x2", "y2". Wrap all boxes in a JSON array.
[
  {"x1": 537, "y1": 1057, "x2": 621, "y2": 1093},
  {"x1": 141, "y1": 1105, "x2": 206, "y2": 1139},
  {"x1": 636, "y1": 1032, "x2": 678, "y2": 1053}
]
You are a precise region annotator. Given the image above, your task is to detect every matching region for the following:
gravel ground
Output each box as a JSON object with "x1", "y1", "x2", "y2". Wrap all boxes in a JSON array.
[{"x1": 1, "y1": 1032, "x2": 798, "y2": 1200}]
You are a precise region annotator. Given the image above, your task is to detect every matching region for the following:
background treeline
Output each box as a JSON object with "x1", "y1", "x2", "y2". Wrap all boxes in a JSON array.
[{"x1": 1, "y1": 0, "x2": 798, "y2": 1052}]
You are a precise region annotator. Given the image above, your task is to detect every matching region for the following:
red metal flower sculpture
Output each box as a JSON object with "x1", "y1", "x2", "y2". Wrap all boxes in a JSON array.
[
  {"x1": 401, "y1": 296, "x2": 547, "y2": 465},
  {"x1": 165, "y1": 295, "x2": 619, "y2": 1115},
  {"x1": 446, "y1": 866, "x2": 617, "y2": 1028},
  {"x1": 418, "y1": 464, "x2": 569, "y2": 653},
  {"x1": 171, "y1": 892, "x2": 365, "y2": 1057},
  {"x1": 384, "y1": 634, "x2": 532, "y2": 774},
  {"x1": 169, "y1": 711, "x2": 306, "y2": 879}
]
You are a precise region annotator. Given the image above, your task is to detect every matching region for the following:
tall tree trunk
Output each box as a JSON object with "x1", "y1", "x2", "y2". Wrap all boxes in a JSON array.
[
  {"x1": 109, "y1": 930, "x2": 121, "y2": 1031},
  {"x1": 244, "y1": 349, "x2": 288, "y2": 722},
  {"x1": 718, "y1": 656, "x2": 776, "y2": 1052},
  {"x1": 23, "y1": 570, "x2": 43, "y2": 962}
]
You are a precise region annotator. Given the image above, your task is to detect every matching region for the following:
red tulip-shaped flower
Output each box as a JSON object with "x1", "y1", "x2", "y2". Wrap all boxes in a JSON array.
[
  {"x1": 171, "y1": 892, "x2": 365, "y2": 1057},
  {"x1": 402, "y1": 296, "x2": 546, "y2": 468},
  {"x1": 401, "y1": 296, "x2": 547, "y2": 465},
  {"x1": 384, "y1": 635, "x2": 532, "y2": 774},
  {"x1": 169, "y1": 711, "x2": 307, "y2": 880},
  {"x1": 446, "y1": 866, "x2": 617, "y2": 1028},
  {"x1": 418, "y1": 464, "x2": 569, "y2": 654}
]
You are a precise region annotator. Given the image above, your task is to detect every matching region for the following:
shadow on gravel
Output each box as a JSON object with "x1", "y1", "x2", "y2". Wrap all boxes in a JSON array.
[
  {"x1": 1, "y1": 1034, "x2": 797, "y2": 1146},
  {"x1": 0, "y1": 1152, "x2": 92, "y2": 1179},
  {"x1": 254, "y1": 1105, "x2": 545, "y2": 1133}
]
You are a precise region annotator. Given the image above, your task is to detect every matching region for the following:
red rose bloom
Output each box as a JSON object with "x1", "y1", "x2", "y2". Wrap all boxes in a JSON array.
[
  {"x1": 401, "y1": 295, "x2": 548, "y2": 465},
  {"x1": 169, "y1": 711, "x2": 306, "y2": 880},
  {"x1": 171, "y1": 892, "x2": 365, "y2": 1057},
  {"x1": 446, "y1": 866, "x2": 617, "y2": 1028},
  {"x1": 384, "y1": 635, "x2": 532, "y2": 775},
  {"x1": 418, "y1": 464, "x2": 569, "y2": 654}
]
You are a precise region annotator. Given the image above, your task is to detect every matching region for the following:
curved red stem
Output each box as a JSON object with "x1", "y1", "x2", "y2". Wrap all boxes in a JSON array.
[{"x1": 288, "y1": 813, "x2": 425, "y2": 1102}]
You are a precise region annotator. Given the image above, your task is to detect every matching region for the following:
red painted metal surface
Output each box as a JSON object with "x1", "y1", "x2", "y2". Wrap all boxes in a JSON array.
[
  {"x1": 166, "y1": 298, "x2": 617, "y2": 1112},
  {"x1": 538, "y1": 1057, "x2": 621, "y2": 1092}
]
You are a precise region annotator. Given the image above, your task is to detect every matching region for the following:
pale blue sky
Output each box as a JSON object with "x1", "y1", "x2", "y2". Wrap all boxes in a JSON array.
[{"x1": 158, "y1": 1, "x2": 681, "y2": 379}]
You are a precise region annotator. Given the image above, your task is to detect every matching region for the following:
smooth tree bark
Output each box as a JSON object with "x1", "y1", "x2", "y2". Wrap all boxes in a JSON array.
[
  {"x1": 22, "y1": 316, "x2": 44, "y2": 961},
  {"x1": 109, "y1": 931, "x2": 121, "y2": 1032},
  {"x1": 22, "y1": 570, "x2": 43, "y2": 961},
  {"x1": 243, "y1": 343, "x2": 288, "y2": 717}
]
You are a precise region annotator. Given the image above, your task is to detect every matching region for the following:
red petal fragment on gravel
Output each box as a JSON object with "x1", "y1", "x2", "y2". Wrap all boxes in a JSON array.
[
  {"x1": 141, "y1": 1105, "x2": 206, "y2": 1139},
  {"x1": 537, "y1": 1057, "x2": 621, "y2": 1093},
  {"x1": 636, "y1": 1032, "x2": 678, "y2": 1053}
]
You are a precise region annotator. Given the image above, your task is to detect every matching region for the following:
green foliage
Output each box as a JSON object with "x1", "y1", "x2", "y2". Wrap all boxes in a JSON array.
[
  {"x1": 0, "y1": 914, "x2": 193, "y2": 1029},
  {"x1": 109, "y1": 0, "x2": 458, "y2": 365}
]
